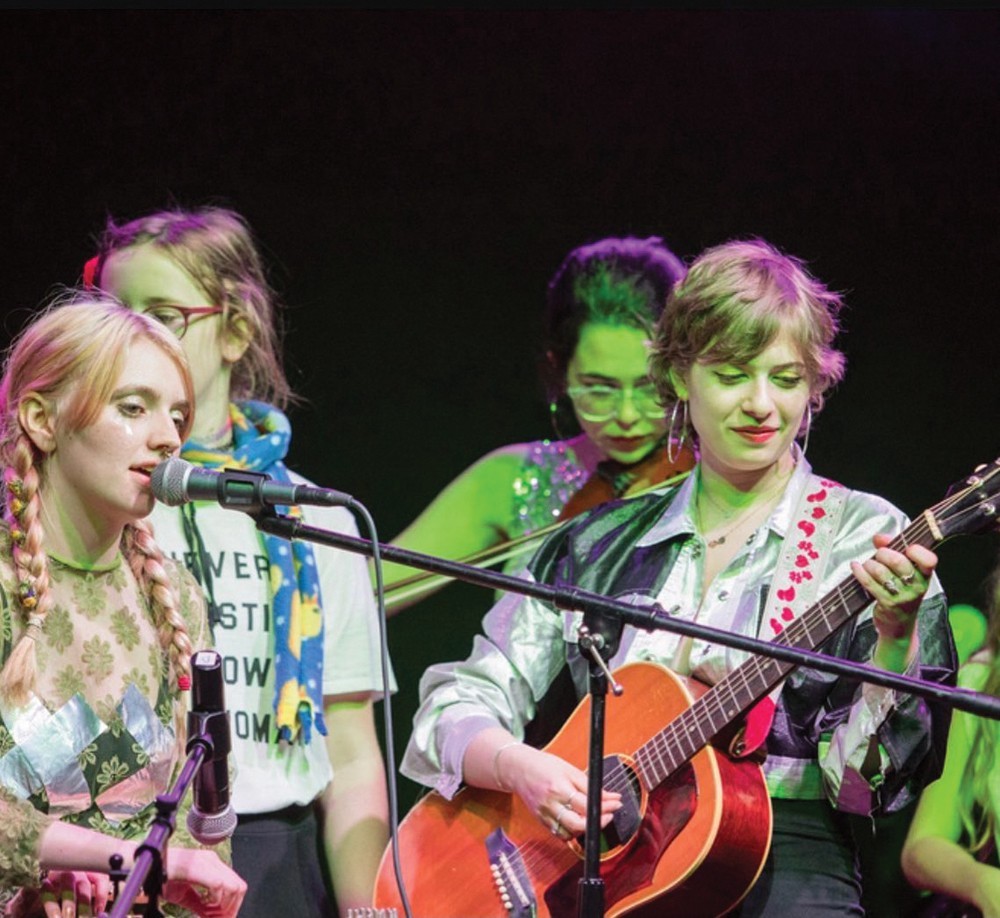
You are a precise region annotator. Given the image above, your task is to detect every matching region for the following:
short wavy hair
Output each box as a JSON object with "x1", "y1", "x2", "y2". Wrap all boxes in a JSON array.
[{"x1": 651, "y1": 238, "x2": 846, "y2": 419}]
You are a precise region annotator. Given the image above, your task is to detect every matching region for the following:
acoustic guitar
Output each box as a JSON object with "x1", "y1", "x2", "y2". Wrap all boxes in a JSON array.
[{"x1": 375, "y1": 460, "x2": 1000, "y2": 917}]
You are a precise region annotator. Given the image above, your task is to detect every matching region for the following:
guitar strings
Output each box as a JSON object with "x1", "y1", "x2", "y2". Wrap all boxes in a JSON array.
[
  {"x1": 642, "y1": 511, "x2": 939, "y2": 780},
  {"x1": 504, "y1": 480, "x2": 992, "y2": 887}
]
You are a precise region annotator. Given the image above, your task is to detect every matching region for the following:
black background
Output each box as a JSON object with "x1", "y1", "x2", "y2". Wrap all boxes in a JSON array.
[{"x1": 3, "y1": 10, "x2": 999, "y2": 810}]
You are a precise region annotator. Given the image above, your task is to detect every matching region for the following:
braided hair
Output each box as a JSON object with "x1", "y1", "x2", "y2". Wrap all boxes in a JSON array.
[{"x1": 0, "y1": 293, "x2": 196, "y2": 715}]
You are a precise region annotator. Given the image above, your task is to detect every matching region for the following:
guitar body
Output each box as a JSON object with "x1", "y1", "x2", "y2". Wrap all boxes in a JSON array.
[
  {"x1": 375, "y1": 662, "x2": 772, "y2": 917},
  {"x1": 376, "y1": 460, "x2": 1000, "y2": 915}
]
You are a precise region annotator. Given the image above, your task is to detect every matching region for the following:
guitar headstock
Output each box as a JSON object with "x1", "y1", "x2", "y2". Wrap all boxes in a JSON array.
[{"x1": 935, "y1": 458, "x2": 1000, "y2": 541}]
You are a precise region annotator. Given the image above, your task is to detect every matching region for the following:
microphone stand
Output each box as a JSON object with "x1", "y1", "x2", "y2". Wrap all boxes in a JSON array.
[
  {"x1": 100, "y1": 721, "x2": 217, "y2": 918},
  {"x1": 251, "y1": 511, "x2": 1000, "y2": 719},
  {"x1": 247, "y1": 506, "x2": 1000, "y2": 918},
  {"x1": 575, "y1": 607, "x2": 626, "y2": 917}
]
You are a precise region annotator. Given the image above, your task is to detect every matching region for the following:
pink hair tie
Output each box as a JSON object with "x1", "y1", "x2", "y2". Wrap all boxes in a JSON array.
[{"x1": 177, "y1": 674, "x2": 192, "y2": 691}]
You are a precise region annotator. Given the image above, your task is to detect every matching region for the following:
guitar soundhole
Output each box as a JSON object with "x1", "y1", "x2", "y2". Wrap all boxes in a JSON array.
[
  {"x1": 544, "y1": 761, "x2": 699, "y2": 915},
  {"x1": 602, "y1": 753, "x2": 643, "y2": 849}
]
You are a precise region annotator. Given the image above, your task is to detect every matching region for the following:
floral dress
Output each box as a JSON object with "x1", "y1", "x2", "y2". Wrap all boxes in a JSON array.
[{"x1": 0, "y1": 537, "x2": 213, "y2": 915}]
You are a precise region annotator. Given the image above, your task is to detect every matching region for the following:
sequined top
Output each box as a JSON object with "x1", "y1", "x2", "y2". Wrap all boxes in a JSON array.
[
  {"x1": 509, "y1": 439, "x2": 589, "y2": 539},
  {"x1": 0, "y1": 539, "x2": 211, "y2": 911}
]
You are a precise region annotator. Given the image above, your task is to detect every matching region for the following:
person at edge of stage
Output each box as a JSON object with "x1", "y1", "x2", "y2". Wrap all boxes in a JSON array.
[
  {"x1": 0, "y1": 295, "x2": 246, "y2": 917},
  {"x1": 902, "y1": 563, "x2": 1000, "y2": 916},
  {"x1": 86, "y1": 206, "x2": 395, "y2": 918},
  {"x1": 401, "y1": 237, "x2": 957, "y2": 916},
  {"x1": 380, "y1": 234, "x2": 697, "y2": 613}
]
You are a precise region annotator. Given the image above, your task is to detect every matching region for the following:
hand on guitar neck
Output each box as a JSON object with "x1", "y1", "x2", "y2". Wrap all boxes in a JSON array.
[
  {"x1": 376, "y1": 460, "x2": 1000, "y2": 917},
  {"x1": 850, "y1": 531, "x2": 938, "y2": 675}
]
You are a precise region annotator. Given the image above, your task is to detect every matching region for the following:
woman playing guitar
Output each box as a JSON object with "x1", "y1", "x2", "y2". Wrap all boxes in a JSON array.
[
  {"x1": 379, "y1": 235, "x2": 695, "y2": 613},
  {"x1": 392, "y1": 238, "x2": 956, "y2": 917}
]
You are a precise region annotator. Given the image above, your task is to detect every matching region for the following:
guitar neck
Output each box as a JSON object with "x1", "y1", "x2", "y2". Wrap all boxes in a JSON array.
[{"x1": 635, "y1": 509, "x2": 942, "y2": 788}]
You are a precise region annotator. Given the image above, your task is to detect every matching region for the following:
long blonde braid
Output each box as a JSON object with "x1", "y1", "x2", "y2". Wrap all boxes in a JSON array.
[
  {"x1": 0, "y1": 438, "x2": 55, "y2": 705},
  {"x1": 122, "y1": 518, "x2": 194, "y2": 742},
  {"x1": 0, "y1": 294, "x2": 197, "y2": 710}
]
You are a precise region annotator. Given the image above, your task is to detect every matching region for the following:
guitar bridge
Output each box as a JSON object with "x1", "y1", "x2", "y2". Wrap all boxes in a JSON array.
[{"x1": 485, "y1": 827, "x2": 538, "y2": 917}]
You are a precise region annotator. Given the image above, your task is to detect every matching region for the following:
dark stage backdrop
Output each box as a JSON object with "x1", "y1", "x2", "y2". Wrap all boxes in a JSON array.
[{"x1": 3, "y1": 9, "x2": 999, "y2": 813}]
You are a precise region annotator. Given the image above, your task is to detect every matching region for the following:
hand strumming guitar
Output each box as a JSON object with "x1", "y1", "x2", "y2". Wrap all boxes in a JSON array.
[{"x1": 464, "y1": 727, "x2": 622, "y2": 839}]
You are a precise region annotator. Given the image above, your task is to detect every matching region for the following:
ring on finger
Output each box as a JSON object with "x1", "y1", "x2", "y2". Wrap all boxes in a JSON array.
[
  {"x1": 901, "y1": 572, "x2": 916, "y2": 585},
  {"x1": 883, "y1": 576, "x2": 900, "y2": 596}
]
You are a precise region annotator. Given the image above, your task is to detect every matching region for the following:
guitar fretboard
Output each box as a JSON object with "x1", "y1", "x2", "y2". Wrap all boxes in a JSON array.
[{"x1": 633, "y1": 510, "x2": 940, "y2": 788}]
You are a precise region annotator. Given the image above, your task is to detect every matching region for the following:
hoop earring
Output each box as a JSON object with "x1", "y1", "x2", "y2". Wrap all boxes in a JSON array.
[
  {"x1": 666, "y1": 400, "x2": 689, "y2": 464},
  {"x1": 799, "y1": 404, "x2": 813, "y2": 457}
]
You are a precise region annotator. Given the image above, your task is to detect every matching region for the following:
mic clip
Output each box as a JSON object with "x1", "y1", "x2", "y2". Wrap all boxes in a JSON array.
[
  {"x1": 186, "y1": 708, "x2": 231, "y2": 760},
  {"x1": 207, "y1": 469, "x2": 279, "y2": 515}
]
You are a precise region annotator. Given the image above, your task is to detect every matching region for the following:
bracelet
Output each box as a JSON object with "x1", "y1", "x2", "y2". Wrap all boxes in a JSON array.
[{"x1": 492, "y1": 740, "x2": 522, "y2": 792}]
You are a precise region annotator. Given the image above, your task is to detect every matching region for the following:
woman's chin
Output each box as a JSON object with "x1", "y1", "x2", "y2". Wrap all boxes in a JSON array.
[{"x1": 602, "y1": 438, "x2": 657, "y2": 465}]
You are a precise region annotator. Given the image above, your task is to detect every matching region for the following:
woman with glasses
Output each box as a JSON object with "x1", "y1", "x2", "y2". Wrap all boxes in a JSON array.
[
  {"x1": 398, "y1": 238, "x2": 955, "y2": 916},
  {"x1": 87, "y1": 206, "x2": 393, "y2": 918},
  {"x1": 381, "y1": 235, "x2": 696, "y2": 612}
]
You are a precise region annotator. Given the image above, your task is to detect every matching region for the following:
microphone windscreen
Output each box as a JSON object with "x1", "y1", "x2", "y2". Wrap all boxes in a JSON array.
[
  {"x1": 151, "y1": 457, "x2": 192, "y2": 506},
  {"x1": 187, "y1": 804, "x2": 238, "y2": 845}
]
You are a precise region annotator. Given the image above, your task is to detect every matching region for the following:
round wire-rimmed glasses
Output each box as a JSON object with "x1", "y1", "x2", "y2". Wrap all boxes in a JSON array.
[
  {"x1": 566, "y1": 382, "x2": 667, "y2": 423},
  {"x1": 141, "y1": 304, "x2": 225, "y2": 339}
]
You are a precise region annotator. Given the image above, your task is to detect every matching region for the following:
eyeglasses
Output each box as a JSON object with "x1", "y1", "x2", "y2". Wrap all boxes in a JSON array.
[
  {"x1": 141, "y1": 304, "x2": 225, "y2": 339},
  {"x1": 566, "y1": 382, "x2": 666, "y2": 422}
]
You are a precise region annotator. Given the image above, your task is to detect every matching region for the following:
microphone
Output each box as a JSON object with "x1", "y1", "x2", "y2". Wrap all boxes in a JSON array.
[
  {"x1": 186, "y1": 649, "x2": 237, "y2": 845},
  {"x1": 151, "y1": 457, "x2": 355, "y2": 511}
]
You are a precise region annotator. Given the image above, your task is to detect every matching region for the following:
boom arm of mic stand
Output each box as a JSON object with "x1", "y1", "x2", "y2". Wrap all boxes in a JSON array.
[{"x1": 253, "y1": 513, "x2": 1000, "y2": 722}]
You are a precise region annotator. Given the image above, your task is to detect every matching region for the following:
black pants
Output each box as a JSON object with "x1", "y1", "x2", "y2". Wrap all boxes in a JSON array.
[
  {"x1": 730, "y1": 798, "x2": 864, "y2": 917},
  {"x1": 231, "y1": 803, "x2": 334, "y2": 918}
]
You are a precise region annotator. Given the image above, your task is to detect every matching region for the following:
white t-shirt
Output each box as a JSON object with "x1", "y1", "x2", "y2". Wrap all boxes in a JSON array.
[{"x1": 149, "y1": 474, "x2": 394, "y2": 814}]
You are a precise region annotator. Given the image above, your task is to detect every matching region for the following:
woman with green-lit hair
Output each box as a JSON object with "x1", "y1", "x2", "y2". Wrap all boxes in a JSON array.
[
  {"x1": 399, "y1": 238, "x2": 955, "y2": 917},
  {"x1": 903, "y1": 568, "x2": 1000, "y2": 914},
  {"x1": 381, "y1": 235, "x2": 695, "y2": 612}
]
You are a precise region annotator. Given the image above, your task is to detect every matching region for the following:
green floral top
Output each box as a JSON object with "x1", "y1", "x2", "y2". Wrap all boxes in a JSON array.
[{"x1": 0, "y1": 535, "x2": 213, "y2": 913}]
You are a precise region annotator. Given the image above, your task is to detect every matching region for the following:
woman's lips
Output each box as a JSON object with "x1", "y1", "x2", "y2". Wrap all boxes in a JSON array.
[{"x1": 732, "y1": 427, "x2": 778, "y2": 444}]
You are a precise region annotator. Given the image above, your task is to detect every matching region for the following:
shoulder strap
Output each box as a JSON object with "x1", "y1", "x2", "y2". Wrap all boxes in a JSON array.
[
  {"x1": 761, "y1": 474, "x2": 849, "y2": 640},
  {"x1": 737, "y1": 474, "x2": 849, "y2": 757}
]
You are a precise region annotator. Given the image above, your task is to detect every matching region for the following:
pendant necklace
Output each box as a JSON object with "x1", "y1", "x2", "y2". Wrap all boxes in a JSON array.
[
  {"x1": 699, "y1": 501, "x2": 764, "y2": 549},
  {"x1": 698, "y1": 476, "x2": 789, "y2": 549}
]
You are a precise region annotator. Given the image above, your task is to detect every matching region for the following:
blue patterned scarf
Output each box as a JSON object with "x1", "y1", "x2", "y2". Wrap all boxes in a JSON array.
[{"x1": 183, "y1": 400, "x2": 326, "y2": 743}]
